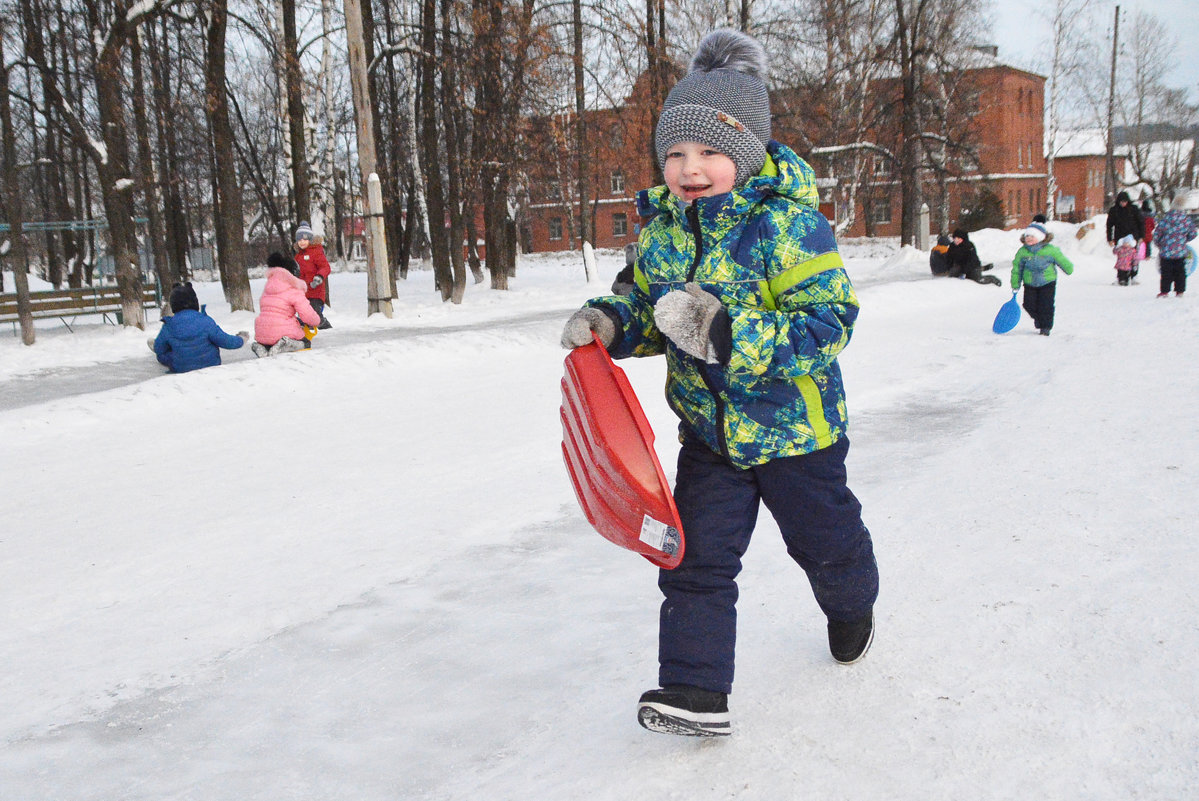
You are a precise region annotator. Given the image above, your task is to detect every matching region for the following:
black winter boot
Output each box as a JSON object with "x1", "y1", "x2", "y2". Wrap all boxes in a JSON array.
[
  {"x1": 828, "y1": 612, "x2": 874, "y2": 664},
  {"x1": 637, "y1": 684, "x2": 730, "y2": 737}
]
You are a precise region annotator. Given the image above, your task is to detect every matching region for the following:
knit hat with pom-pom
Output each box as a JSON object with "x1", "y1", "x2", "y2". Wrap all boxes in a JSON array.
[{"x1": 654, "y1": 29, "x2": 772, "y2": 187}]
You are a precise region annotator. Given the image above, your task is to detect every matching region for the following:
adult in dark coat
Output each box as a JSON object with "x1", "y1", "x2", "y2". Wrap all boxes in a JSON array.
[
  {"x1": 1106, "y1": 191, "x2": 1145, "y2": 245},
  {"x1": 1106, "y1": 192, "x2": 1145, "y2": 281},
  {"x1": 947, "y1": 229, "x2": 1001, "y2": 286}
]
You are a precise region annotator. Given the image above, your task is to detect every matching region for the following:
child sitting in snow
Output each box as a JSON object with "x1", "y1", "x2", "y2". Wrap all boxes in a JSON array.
[
  {"x1": 152, "y1": 282, "x2": 247, "y2": 373},
  {"x1": 1112, "y1": 235, "x2": 1137, "y2": 286},
  {"x1": 560, "y1": 29, "x2": 878, "y2": 738},
  {"x1": 252, "y1": 252, "x2": 322, "y2": 357}
]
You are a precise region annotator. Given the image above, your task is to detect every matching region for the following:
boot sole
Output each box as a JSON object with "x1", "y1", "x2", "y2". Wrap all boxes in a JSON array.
[{"x1": 637, "y1": 703, "x2": 731, "y2": 737}]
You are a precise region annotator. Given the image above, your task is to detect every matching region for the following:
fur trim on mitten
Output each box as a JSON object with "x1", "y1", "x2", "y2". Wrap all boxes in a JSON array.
[
  {"x1": 653, "y1": 283, "x2": 727, "y2": 364},
  {"x1": 560, "y1": 307, "x2": 617, "y2": 349}
]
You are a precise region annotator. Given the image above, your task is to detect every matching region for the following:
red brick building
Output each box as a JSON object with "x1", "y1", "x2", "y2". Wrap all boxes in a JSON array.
[
  {"x1": 519, "y1": 53, "x2": 1062, "y2": 251},
  {"x1": 1048, "y1": 129, "x2": 1131, "y2": 221}
]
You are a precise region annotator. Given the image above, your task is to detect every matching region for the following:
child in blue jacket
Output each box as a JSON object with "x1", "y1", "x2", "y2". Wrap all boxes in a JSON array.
[
  {"x1": 153, "y1": 283, "x2": 246, "y2": 373},
  {"x1": 560, "y1": 29, "x2": 878, "y2": 737}
]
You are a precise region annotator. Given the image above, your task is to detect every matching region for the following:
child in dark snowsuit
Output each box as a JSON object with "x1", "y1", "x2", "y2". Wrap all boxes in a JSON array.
[
  {"x1": 947, "y1": 229, "x2": 1001, "y2": 285},
  {"x1": 152, "y1": 283, "x2": 246, "y2": 373},
  {"x1": 560, "y1": 29, "x2": 878, "y2": 738}
]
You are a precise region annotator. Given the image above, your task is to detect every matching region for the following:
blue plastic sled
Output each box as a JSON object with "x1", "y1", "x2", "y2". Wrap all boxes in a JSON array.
[{"x1": 993, "y1": 291, "x2": 1021, "y2": 334}]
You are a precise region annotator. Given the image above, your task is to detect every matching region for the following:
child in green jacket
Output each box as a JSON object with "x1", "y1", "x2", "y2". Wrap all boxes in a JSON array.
[
  {"x1": 1011, "y1": 222, "x2": 1073, "y2": 335},
  {"x1": 560, "y1": 29, "x2": 878, "y2": 737}
]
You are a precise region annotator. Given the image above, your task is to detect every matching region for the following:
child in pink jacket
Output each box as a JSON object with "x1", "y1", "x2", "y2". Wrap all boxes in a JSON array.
[
  {"x1": 253, "y1": 252, "x2": 322, "y2": 357},
  {"x1": 1112, "y1": 234, "x2": 1137, "y2": 286}
]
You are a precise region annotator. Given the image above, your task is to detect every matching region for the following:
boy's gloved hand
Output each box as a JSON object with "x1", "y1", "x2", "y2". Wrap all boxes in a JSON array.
[
  {"x1": 560, "y1": 307, "x2": 616, "y2": 349},
  {"x1": 236, "y1": 330, "x2": 249, "y2": 343},
  {"x1": 310, "y1": 275, "x2": 323, "y2": 288},
  {"x1": 654, "y1": 283, "x2": 727, "y2": 364}
]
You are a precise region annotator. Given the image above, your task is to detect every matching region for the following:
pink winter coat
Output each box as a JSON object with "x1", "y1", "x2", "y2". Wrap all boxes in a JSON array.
[{"x1": 254, "y1": 267, "x2": 322, "y2": 346}]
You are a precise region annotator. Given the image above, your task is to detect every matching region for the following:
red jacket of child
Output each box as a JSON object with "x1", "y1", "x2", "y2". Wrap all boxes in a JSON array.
[{"x1": 296, "y1": 242, "x2": 331, "y2": 302}]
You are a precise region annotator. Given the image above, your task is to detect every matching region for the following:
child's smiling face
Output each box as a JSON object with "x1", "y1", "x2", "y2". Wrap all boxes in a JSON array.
[{"x1": 663, "y1": 141, "x2": 737, "y2": 202}]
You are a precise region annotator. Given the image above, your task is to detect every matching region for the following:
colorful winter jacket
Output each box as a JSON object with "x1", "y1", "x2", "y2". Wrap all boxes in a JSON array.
[
  {"x1": 1153, "y1": 210, "x2": 1198, "y2": 259},
  {"x1": 1011, "y1": 242, "x2": 1073, "y2": 289},
  {"x1": 585, "y1": 142, "x2": 857, "y2": 468},
  {"x1": 1112, "y1": 243, "x2": 1137, "y2": 272},
  {"x1": 254, "y1": 267, "x2": 321, "y2": 346},
  {"x1": 153, "y1": 308, "x2": 244, "y2": 373},
  {"x1": 296, "y1": 242, "x2": 332, "y2": 302}
]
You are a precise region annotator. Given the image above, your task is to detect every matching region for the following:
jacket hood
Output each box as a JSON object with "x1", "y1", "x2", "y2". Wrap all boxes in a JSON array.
[
  {"x1": 637, "y1": 141, "x2": 820, "y2": 225},
  {"x1": 266, "y1": 266, "x2": 307, "y2": 291}
]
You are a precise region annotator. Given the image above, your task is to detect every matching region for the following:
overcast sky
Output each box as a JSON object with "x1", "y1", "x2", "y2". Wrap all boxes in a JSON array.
[{"x1": 987, "y1": 0, "x2": 1199, "y2": 97}]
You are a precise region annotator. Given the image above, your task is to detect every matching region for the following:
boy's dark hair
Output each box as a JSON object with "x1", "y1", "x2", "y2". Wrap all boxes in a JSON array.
[{"x1": 169, "y1": 282, "x2": 199, "y2": 313}]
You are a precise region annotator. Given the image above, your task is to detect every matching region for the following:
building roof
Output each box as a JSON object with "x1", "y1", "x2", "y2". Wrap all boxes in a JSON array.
[{"x1": 1049, "y1": 128, "x2": 1130, "y2": 159}]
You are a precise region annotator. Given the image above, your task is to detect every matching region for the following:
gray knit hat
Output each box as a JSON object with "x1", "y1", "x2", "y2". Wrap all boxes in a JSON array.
[
  {"x1": 655, "y1": 29, "x2": 772, "y2": 188},
  {"x1": 295, "y1": 221, "x2": 314, "y2": 243}
]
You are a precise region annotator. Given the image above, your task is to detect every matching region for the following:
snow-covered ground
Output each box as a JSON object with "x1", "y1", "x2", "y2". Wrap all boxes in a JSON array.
[{"x1": 2, "y1": 220, "x2": 1197, "y2": 800}]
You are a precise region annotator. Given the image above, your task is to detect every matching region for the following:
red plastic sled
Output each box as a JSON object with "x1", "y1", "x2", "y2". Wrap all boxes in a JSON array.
[{"x1": 560, "y1": 335, "x2": 684, "y2": 569}]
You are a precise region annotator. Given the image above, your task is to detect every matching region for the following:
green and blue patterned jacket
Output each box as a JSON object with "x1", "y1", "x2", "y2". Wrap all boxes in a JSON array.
[
  {"x1": 1011, "y1": 241, "x2": 1073, "y2": 289},
  {"x1": 585, "y1": 142, "x2": 858, "y2": 468}
]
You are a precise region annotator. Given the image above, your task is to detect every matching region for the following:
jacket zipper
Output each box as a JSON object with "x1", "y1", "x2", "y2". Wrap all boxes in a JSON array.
[{"x1": 684, "y1": 203, "x2": 730, "y2": 461}]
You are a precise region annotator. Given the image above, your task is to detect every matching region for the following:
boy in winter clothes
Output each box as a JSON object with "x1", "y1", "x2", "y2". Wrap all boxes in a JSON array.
[
  {"x1": 152, "y1": 283, "x2": 246, "y2": 373},
  {"x1": 294, "y1": 222, "x2": 332, "y2": 329},
  {"x1": 1154, "y1": 195, "x2": 1197, "y2": 297},
  {"x1": 253, "y1": 252, "x2": 322, "y2": 356},
  {"x1": 560, "y1": 29, "x2": 878, "y2": 737},
  {"x1": 930, "y1": 234, "x2": 951, "y2": 275},
  {"x1": 946, "y1": 229, "x2": 1001, "y2": 285},
  {"x1": 1011, "y1": 222, "x2": 1073, "y2": 335},
  {"x1": 1112, "y1": 235, "x2": 1137, "y2": 285}
]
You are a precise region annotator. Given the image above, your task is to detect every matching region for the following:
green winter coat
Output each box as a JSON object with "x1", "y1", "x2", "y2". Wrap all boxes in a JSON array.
[
  {"x1": 1011, "y1": 242, "x2": 1073, "y2": 289},
  {"x1": 585, "y1": 142, "x2": 858, "y2": 468}
]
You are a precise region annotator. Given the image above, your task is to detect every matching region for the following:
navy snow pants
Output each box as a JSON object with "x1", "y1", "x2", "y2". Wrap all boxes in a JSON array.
[
  {"x1": 1021, "y1": 281, "x2": 1057, "y2": 331},
  {"x1": 658, "y1": 436, "x2": 879, "y2": 694}
]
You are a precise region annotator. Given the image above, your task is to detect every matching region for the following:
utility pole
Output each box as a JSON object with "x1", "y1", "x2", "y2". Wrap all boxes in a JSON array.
[
  {"x1": 1103, "y1": 4, "x2": 1120, "y2": 206},
  {"x1": 343, "y1": 0, "x2": 393, "y2": 317}
]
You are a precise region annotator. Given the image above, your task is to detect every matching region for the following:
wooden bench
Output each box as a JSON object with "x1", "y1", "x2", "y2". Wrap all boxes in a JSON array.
[{"x1": 0, "y1": 285, "x2": 161, "y2": 333}]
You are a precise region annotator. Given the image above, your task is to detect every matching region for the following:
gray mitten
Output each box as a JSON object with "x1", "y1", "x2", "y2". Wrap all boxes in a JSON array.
[
  {"x1": 236, "y1": 330, "x2": 249, "y2": 343},
  {"x1": 310, "y1": 275, "x2": 324, "y2": 288},
  {"x1": 560, "y1": 307, "x2": 616, "y2": 349},
  {"x1": 654, "y1": 283, "x2": 725, "y2": 364}
]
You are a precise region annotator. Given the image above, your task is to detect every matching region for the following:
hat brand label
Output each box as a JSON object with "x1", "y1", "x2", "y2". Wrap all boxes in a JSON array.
[{"x1": 716, "y1": 111, "x2": 746, "y2": 132}]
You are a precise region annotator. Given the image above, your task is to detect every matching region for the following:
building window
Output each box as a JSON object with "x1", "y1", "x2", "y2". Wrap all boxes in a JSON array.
[
  {"x1": 610, "y1": 170, "x2": 625, "y2": 195},
  {"x1": 873, "y1": 156, "x2": 891, "y2": 176},
  {"x1": 546, "y1": 183, "x2": 561, "y2": 201},
  {"x1": 610, "y1": 125, "x2": 624, "y2": 150},
  {"x1": 548, "y1": 217, "x2": 563, "y2": 241},
  {"x1": 612, "y1": 213, "x2": 628, "y2": 238},
  {"x1": 869, "y1": 201, "x2": 892, "y2": 224}
]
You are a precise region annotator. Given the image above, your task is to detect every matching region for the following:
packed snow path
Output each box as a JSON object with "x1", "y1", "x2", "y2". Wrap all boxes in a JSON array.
[{"x1": 3, "y1": 235, "x2": 1197, "y2": 799}]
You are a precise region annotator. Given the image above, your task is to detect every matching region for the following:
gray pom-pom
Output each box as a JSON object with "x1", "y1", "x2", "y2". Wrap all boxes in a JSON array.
[{"x1": 689, "y1": 29, "x2": 768, "y2": 82}]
